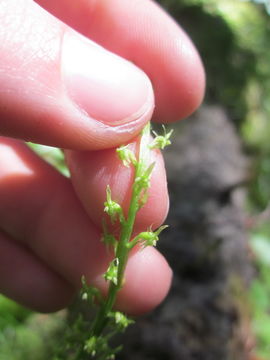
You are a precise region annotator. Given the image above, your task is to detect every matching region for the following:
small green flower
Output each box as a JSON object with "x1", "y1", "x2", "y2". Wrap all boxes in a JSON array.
[
  {"x1": 127, "y1": 225, "x2": 168, "y2": 249},
  {"x1": 109, "y1": 311, "x2": 134, "y2": 332},
  {"x1": 80, "y1": 276, "x2": 102, "y2": 304},
  {"x1": 84, "y1": 336, "x2": 115, "y2": 359},
  {"x1": 140, "y1": 225, "x2": 168, "y2": 247},
  {"x1": 116, "y1": 145, "x2": 137, "y2": 167},
  {"x1": 103, "y1": 258, "x2": 119, "y2": 285},
  {"x1": 84, "y1": 336, "x2": 98, "y2": 356},
  {"x1": 149, "y1": 125, "x2": 173, "y2": 150},
  {"x1": 104, "y1": 186, "x2": 124, "y2": 224}
]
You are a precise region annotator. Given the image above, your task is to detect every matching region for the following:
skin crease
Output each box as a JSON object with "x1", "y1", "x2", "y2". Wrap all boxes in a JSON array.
[{"x1": 0, "y1": 0, "x2": 205, "y2": 313}]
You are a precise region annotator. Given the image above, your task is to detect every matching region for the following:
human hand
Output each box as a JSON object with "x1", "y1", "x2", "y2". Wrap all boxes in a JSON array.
[{"x1": 0, "y1": 0, "x2": 205, "y2": 314}]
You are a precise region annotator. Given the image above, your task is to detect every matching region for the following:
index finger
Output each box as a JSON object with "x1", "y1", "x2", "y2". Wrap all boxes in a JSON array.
[{"x1": 36, "y1": 0, "x2": 205, "y2": 123}]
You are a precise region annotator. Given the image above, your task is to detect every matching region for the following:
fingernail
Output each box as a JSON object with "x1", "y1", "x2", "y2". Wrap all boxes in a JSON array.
[{"x1": 62, "y1": 32, "x2": 154, "y2": 125}]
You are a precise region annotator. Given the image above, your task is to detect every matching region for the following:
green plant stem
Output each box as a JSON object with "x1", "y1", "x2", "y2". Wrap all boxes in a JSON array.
[
  {"x1": 91, "y1": 125, "x2": 151, "y2": 337},
  {"x1": 91, "y1": 196, "x2": 138, "y2": 336}
]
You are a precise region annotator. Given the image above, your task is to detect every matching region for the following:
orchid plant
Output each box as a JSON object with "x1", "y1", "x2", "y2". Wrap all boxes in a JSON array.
[{"x1": 56, "y1": 123, "x2": 172, "y2": 360}]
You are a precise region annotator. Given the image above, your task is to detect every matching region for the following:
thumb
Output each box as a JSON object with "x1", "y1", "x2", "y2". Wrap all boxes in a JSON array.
[{"x1": 0, "y1": 0, "x2": 153, "y2": 150}]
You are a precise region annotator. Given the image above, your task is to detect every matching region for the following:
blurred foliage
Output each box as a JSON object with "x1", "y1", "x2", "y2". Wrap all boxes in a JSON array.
[
  {"x1": 0, "y1": 295, "x2": 31, "y2": 330},
  {"x1": 27, "y1": 143, "x2": 70, "y2": 177},
  {"x1": 159, "y1": 0, "x2": 269, "y2": 124},
  {"x1": 250, "y1": 0, "x2": 270, "y2": 14},
  {"x1": 250, "y1": 227, "x2": 270, "y2": 358},
  {"x1": 0, "y1": 295, "x2": 64, "y2": 360}
]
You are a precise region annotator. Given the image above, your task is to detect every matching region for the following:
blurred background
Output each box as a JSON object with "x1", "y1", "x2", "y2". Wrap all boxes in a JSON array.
[{"x1": 1, "y1": 1, "x2": 270, "y2": 359}]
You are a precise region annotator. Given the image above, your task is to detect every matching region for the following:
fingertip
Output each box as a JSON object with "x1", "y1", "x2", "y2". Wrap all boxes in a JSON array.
[
  {"x1": 0, "y1": 0, "x2": 155, "y2": 150},
  {"x1": 28, "y1": 284, "x2": 74, "y2": 314},
  {"x1": 151, "y1": 25, "x2": 206, "y2": 123},
  {"x1": 92, "y1": 247, "x2": 172, "y2": 315},
  {"x1": 36, "y1": 0, "x2": 205, "y2": 127},
  {"x1": 113, "y1": 247, "x2": 173, "y2": 315},
  {"x1": 81, "y1": 0, "x2": 205, "y2": 123}
]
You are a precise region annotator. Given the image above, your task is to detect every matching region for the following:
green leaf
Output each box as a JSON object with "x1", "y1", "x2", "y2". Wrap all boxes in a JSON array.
[{"x1": 250, "y1": 234, "x2": 270, "y2": 266}]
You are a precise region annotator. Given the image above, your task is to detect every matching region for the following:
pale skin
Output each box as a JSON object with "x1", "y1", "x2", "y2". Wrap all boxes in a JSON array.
[{"x1": 0, "y1": 0, "x2": 205, "y2": 314}]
